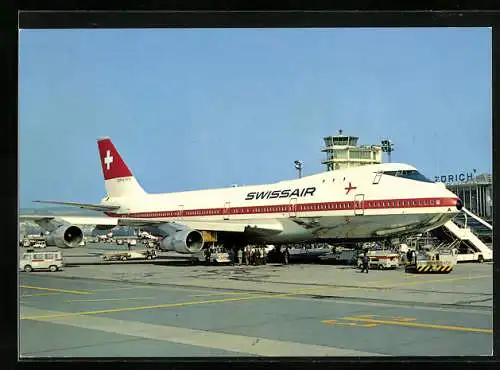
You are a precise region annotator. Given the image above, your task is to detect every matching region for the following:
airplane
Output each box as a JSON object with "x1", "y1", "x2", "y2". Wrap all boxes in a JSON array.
[{"x1": 20, "y1": 137, "x2": 463, "y2": 254}]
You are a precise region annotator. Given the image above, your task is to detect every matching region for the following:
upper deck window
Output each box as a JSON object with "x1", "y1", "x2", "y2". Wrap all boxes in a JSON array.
[{"x1": 382, "y1": 170, "x2": 433, "y2": 183}]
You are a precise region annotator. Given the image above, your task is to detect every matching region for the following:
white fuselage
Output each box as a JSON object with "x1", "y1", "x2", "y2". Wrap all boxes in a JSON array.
[{"x1": 103, "y1": 163, "x2": 461, "y2": 243}]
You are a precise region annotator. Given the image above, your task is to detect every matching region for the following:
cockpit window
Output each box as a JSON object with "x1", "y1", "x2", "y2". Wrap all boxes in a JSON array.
[{"x1": 382, "y1": 170, "x2": 434, "y2": 183}]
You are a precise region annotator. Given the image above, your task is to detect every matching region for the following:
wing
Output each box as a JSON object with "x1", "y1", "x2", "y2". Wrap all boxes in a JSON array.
[
  {"x1": 116, "y1": 218, "x2": 284, "y2": 236},
  {"x1": 32, "y1": 200, "x2": 120, "y2": 212},
  {"x1": 19, "y1": 214, "x2": 119, "y2": 227},
  {"x1": 21, "y1": 213, "x2": 283, "y2": 236}
]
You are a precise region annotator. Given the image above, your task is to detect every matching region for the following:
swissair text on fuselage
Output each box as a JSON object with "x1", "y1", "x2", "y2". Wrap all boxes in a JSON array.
[{"x1": 245, "y1": 187, "x2": 316, "y2": 200}]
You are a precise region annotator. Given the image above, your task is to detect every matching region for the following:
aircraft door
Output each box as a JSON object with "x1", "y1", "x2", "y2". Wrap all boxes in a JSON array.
[
  {"x1": 223, "y1": 202, "x2": 231, "y2": 220},
  {"x1": 354, "y1": 194, "x2": 365, "y2": 216},
  {"x1": 289, "y1": 198, "x2": 297, "y2": 218},
  {"x1": 177, "y1": 205, "x2": 184, "y2": 220}
]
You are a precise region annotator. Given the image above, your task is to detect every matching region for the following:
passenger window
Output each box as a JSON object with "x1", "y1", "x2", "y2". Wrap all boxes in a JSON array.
[
  {"x1": 34, "y1": 254, "x2": 44, "y2": 259},
  {"x1": 22, "y1": 254, "x2": 30, "y2": 260},
  {"x1": 45, "y1": 253, "x2": 53, "y2": 259}
]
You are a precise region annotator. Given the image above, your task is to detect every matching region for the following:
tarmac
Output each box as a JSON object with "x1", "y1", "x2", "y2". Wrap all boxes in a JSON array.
[{"x1": 19, "y1": 246, "x2": 493, "y2": 358}]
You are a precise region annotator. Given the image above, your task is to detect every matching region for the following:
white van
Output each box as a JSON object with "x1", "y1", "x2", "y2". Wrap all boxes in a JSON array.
[{"x1": 19, "y1": 250, "x2": 64, "y2": 272}]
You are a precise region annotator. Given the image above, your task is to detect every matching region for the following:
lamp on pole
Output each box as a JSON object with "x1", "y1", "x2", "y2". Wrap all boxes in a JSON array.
[
  {"x1": 294, "y1": 160, "x2": 303, "y2": 179},
  {"x1": 381, "y1": 139, "x2": 394, "y2": 163}
]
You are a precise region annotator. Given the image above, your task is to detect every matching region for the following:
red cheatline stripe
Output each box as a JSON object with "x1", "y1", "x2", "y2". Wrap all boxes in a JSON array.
[{"x1": 104, "y1": 197, "x2": 458, "y2": 219}]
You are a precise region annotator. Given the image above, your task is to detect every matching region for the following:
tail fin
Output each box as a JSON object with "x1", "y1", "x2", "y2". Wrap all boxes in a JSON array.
[{"x1": 97, "y1": 137, "x2": 147, "y2": 198}]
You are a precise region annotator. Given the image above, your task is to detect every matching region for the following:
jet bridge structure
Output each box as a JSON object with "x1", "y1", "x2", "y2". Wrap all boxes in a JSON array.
[{"x1": 429, "y1": 208, "x2": 493, "y2": 263}]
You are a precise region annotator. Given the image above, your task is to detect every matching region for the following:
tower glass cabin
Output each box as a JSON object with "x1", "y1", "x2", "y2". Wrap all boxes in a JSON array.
[{"x1": 321, "y1": 130, "x2": 383, "y2": 171}]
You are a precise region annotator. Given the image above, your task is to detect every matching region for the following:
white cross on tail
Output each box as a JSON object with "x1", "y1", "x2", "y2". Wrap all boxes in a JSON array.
[{"x1": 104, "y1": 150, "x2": 114, "y2": 170}]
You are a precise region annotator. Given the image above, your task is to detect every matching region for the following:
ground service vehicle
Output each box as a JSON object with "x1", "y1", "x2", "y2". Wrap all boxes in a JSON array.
[{"x1": 20, "y1": 249, "x2": 64, "y2": 272}]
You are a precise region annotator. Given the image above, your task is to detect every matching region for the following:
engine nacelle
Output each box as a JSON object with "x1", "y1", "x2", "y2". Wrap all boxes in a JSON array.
[
  {"x1": 159, "y1": 228, "x2": 204, "y2": 254},
  {"x1": 46, "y1": 225, "x2": 84, "y2": 248}
]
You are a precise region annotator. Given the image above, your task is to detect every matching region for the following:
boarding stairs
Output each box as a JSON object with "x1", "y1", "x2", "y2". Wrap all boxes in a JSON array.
[
  {"x1": 453, "y1": 211, "x2": 492, "y2": 243},
  {"x1": 430, "y1": 208, "x2": 493, "y2": 262}
]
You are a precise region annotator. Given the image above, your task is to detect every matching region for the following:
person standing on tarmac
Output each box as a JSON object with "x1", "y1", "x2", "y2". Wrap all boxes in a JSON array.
[
  {"x1": 229, "y1": 248, "x2": 235, "y2": 266},
  {"x1": 237, "y1": 248, "x2": 242, "y2": 266},
  {"x1": 283, "y1": 247, "x2": 290, "y2": 265},
  {"x1": 361, "y1": 253, "x2": 369, "y2": 273},
  {"x1": 205, "y1": 247, "x2": 211, "y2": 265}
]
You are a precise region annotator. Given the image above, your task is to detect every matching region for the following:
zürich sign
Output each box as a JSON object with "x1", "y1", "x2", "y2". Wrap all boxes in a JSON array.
[{"x1": 434, "y1": 169, "x2": 476, "y2": 184}]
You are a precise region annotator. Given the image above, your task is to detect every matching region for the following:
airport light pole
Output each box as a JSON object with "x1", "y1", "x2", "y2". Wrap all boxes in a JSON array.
[
  {"x1": 294, "y1": 160, "x2": 303, "y2": 179},
  {"x1": 381, "y1": 139, "x2": 394, "y2": 163}
]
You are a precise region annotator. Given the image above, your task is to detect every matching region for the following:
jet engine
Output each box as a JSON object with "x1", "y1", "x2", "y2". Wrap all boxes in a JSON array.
[
  {"x1": 45, "y1": 225, "x2": 84, "y2": 248},
  {"x1": 159, "y1": 228, "x2": 204, "y2": 254}
]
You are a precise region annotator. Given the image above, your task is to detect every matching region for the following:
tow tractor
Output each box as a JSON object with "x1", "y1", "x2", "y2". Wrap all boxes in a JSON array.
[{"x1": 405, "y1": 250, "x2": 456, "y2": 273}]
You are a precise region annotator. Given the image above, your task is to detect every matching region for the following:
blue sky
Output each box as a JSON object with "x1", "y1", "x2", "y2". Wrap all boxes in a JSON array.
[{"x1": 19, "y1": 27, "x2": 491, "y2": 207}]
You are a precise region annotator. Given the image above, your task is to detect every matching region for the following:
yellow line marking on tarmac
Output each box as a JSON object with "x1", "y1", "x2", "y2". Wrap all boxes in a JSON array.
[
  {"x1": 190, "y1": 291, "x2": 262, "y2": 297},
  {"x1": 89, "y1": 286, "x2": 148, "y2": 292},
  {"x1": 64, "y1": 297, "x2": 156, "y2": 303},
  {"x1": 20, "y1": 285, "x2": 343, "y2": 321},
  {"x1": 20, "y1": 285, "x2": 90, "y2": 295},
  {"x1": 19, "y1": 273, "x2": 492, "y2": 321},
  {"x1": 322, "y1": 319, "x2": 379, "y2": 328},
  {"x1": 20, "y1": 292, "x2": 62, "y2": 297},
  {"x1": 323, "y1": 319, "x2": 337, "y2": 324},
  {"x1": 21, "y1": 293, "x2": 280, "y2": 320},
  {"x1": 21, "y1": 274, "x2": 483, "y2": 320},
  {"x1": 20, "y1": 281, "x2": 258, "y2": 296},
  {"x1": 342, "y1": 316, "x2": 493, "y2": 334},
  {"x1": 391, "y1": 316, "x2": 417, "y2": 322}
]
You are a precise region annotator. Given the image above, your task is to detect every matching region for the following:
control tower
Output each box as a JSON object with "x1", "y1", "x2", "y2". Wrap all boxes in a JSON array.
[{"x1": 321, "y1": 130, "x2": 382, "y2": 171}]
